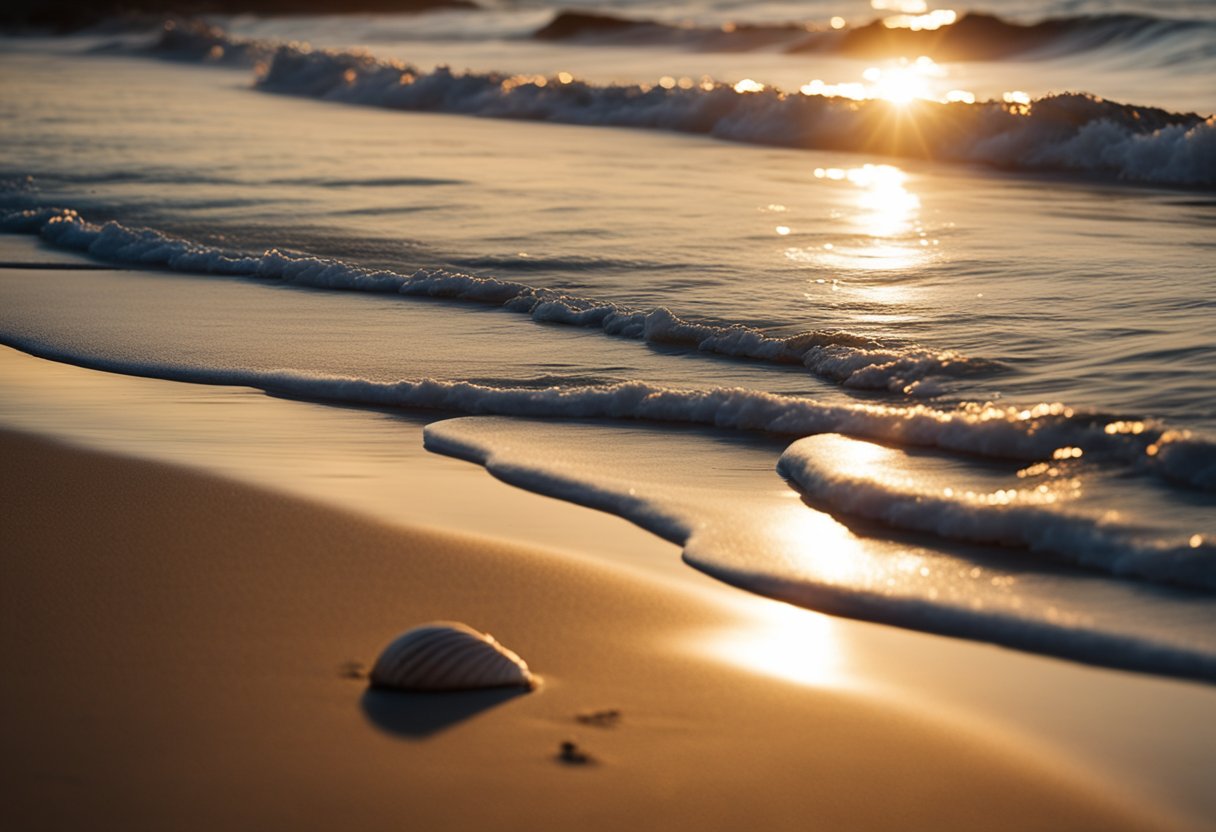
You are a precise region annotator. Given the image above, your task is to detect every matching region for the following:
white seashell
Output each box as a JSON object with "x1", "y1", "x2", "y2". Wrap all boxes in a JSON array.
[{"x1": 369, "y1": 622, "x2": 536, "y2": 692}]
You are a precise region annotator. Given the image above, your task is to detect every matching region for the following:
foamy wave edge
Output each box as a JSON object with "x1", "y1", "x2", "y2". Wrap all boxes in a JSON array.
[
  {"x1": 424, "y1": 420, "x2": 1216, "y2": 680},
  {"x1": 0, "y1": 205, "x2": 993, "y2": 392},
  {"x1": 145, "y1": 20, "x2": 1216, "y2": 189},
  {"x1": 779, "y1": 438, "x2": 1215, "y2": 591},
  {"x1": 1, "y1": 297, "x2": 1212, "y2": 494}
]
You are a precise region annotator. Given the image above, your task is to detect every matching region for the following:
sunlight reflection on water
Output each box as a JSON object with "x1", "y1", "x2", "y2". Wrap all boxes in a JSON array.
[{"x1": 788, "y1": 163, "x2": 935, "y2": 278}]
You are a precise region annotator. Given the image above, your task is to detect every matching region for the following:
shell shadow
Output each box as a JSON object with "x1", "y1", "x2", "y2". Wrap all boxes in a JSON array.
[{"x1": 360, "y1": 687, "x2": 528, "y2": 740}]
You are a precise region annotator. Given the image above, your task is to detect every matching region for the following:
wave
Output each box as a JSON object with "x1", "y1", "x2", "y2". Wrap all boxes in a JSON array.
[
  {"x1": 778, "y1": 436, "x2": 1215, "y2": 591},
  {"x1": 144, "y1": 17, "x2": 272, "y2": 64},
  {"x1": 533, "y1": 10, "x2": 816, "y2": 51},
  {"x1": 424, "y1": 417, "x2": 1216, "y2": 682},
  {"x1": 0, "y1": 205, "x2": 995, "y2": 392},
  {"x1": 828, "y1": 11, "x2": 1216, "y2": 64},
  {"x1": 137, "y1": 21, "x2": 1215, "y2": 189},
  {"x1": 534, "y1": 9, "x2": 1216, "y2": 65},
  {"x1": 1, "y1": 260, "x2": 1212, "y2": 496}
]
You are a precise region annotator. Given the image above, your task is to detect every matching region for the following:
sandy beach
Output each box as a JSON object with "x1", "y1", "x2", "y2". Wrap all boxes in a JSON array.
[
  {"x1": 0, "y1": 426, "x2": 1164, "y2": 831},
  {"x1": 3, "y1": 5, "x2": 1214, "y2": 827}
]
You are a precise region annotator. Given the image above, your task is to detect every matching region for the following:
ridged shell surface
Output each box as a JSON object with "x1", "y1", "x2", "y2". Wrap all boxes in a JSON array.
[{"x1": 369, "y1": 622, "x2": 535, "y2": 692}]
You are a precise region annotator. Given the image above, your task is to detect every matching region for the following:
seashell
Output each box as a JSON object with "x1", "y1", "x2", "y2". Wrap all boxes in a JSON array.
[{"x1": 369, "y1": 622, "x2": 536, "y2": 692}]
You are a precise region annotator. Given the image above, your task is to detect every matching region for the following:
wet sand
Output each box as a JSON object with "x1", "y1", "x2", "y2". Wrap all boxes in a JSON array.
[{"x1": 0, "y1": 428, "x2": 1162, "y2": 830}]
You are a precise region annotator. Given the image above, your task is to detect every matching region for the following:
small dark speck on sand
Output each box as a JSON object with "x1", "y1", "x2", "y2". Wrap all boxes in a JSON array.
[
  {"x1": 340, "y1": 661, "x2": 367, "y2": 680},
  {"x1": 576, "y1": 708, "x2": 622, "y2": 728},
  {"x1": 558, "y1": 741, "x2": 594, "y2": 766}
]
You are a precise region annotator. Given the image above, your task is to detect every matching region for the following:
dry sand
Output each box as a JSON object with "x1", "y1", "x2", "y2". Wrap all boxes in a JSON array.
[{"x1": 0, "y1": 429, "x2": 1162, "y2": 830}]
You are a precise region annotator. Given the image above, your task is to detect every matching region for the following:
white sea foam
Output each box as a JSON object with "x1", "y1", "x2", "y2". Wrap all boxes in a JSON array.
[
  {"x1": 778, "y1": 436, "x2": 1216, "y2": 591},
  {"x1": 421, "y1": 417, "x2": 1216, "y2": 682},
  {"x1": 2, "y1": 292, "x2": 1214, "y2": 495},
  {"x1": 0, "y1": 206, "x2": 992, "y2": 391},
  {"x1": 6, "y1": 206, "x2": 1215, "y2": 492},
  {"x1": 1151, "y1": 430, "x2": 1216, "y2": 491},
  {"x1": 132, "y1": 22, "x2": 1216, "y2": 188}
]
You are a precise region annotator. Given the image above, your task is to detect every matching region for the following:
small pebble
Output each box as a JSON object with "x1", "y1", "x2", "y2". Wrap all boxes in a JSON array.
[{"x1": 558, "y1": 740, "x2": 593, "y2": 765}]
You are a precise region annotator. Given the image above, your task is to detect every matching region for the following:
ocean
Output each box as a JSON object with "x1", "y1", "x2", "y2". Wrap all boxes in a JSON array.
[{"x1": 2, "y1": 0, "x2": 1214, "y2": 683}]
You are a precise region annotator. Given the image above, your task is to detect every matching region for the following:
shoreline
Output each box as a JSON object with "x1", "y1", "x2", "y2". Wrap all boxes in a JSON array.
[
  {"x1": 2, "y1": 342, "x2": 1215, "y2": 829},
  {"x1": 0, "y1": 426, "x2": 1165, "y2": 830}
]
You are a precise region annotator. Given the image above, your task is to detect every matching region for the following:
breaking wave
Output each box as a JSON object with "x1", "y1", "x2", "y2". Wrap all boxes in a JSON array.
[
  {"x1": 778, "y1": 436, "x2": 1215, "y2": 591},
  {"x1": 135, "y1": 21, "x2": 1215, "y2": 189},
  {"x1": 1, "y1": 261, "x2": 1213, "y2": 498},
  {"x1": 424, "y1": 417, "x2": 1216, "y2": 681},
  {"x1": 0, "y1": 205, "x2": 995, "y2": 392}
]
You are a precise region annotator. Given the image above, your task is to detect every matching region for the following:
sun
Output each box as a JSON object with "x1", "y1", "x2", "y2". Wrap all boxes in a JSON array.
[
  {"x1": 865, "y1": 66, "x2": 930, "y2": 105},
  {"x1": 867, "y1": 56, "x2": 947, "y2": 105}
]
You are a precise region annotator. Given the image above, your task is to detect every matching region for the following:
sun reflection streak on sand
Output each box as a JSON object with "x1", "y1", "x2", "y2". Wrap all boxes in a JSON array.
[{"x1": 698, "y1": 600, "x2": 852, "y2": 690}]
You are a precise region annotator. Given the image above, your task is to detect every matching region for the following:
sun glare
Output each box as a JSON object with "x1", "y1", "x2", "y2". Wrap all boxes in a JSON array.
[
  {"x1": 869, "y1": 0, "x2": 959, "y2": 28},
  {"x1": 864, "y1": 65, "x2": 928, "y2": 105},
  {"x1": 870, "y1": 0, "x2": 928, "y2": 11},
  {"x1": 882, "y1": 9, "x2": 958, "y2": 31},
  {"x1": 797, "y1": 163, "x2": 932, "y2": 274},
  {"x1": 944, "y1": 89, "x2": 976, "y2": 103},
  {"x1": 799, "y1": 56, "x2": 970, "y2": 107}
]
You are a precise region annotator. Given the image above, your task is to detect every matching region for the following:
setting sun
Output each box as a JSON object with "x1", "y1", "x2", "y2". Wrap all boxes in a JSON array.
[
  {"x1": 864, "y1": 65, "x2": 929, "y2": 104},
  {"x1": 799, "y1": 55, "x2": 966, "y2": 106}
]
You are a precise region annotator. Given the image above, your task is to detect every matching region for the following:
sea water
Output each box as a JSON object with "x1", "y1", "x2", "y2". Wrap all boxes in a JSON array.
[{"x1": 1, "y1": 0, "x2": 1214, "y2": 681}]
